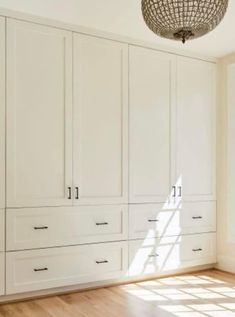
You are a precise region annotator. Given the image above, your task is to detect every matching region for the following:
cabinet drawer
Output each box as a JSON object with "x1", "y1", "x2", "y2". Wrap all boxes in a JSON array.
[
  {"x1": 129, "y1": 233, "x2": 216, "y2": 277},
  {"x1": 7, "y1": 205, "x2": 128, "y2": 251},
  {"x1": 0, "y1": 209, "x2": 4, "y2": 251},
  {"x1": 129, "y1": 202, "x2": 216, "y2": 239},
  {"x1": 6, "y1": 241, "x2": 128, "y2": 294},
  {"x1": 0, "y1": 252, "x2": 4, "y2": 295}
]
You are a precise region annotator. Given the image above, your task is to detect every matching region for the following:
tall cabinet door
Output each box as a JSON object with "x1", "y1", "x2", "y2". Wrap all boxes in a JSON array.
[
  {"x1": 174, "y1": 57, "x2": 216, "y2": 202},
  {"x1": 0, "y1": 17, "x2": 5, "y2": 209},
  {"x1": 73, "y1": 34, "x2": 128, "y2": 205},
  {"x1": 7, "y1": 19, "x2": 73, "y2": 208},
  {"x1": 129, "y1": 46, "x2": 174, "y2": 203}
]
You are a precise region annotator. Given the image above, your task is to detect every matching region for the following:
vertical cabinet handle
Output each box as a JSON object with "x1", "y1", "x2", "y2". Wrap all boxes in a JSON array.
[
  {"x1": 75, "y1": 187, "x2": 79, "y2": 200},
  {"x1": 172, "y1": 186, "x2": 176, "y2": 197},
  {"x1": 68, "y1": 187, "x2": 72, "y2": 200},
  {"x1": 178, "y1": 186, "x2": 182, "y2": 197}
]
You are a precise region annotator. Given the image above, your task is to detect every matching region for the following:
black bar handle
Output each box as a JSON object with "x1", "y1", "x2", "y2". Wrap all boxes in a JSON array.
[
  {"x1": 192, "y1": 216, "x2": 202, "y2": 219},
  {"x1": 68, "y1": 187, "x2": 72, "y2": 199},
  {"x1": 192, "y1": 248, "x2": 202, "y2": 252},
  {"x1": 34, "y1": 268, "x2": 48, "y2": 272},
  {"x1": 96, "y1": 260, "x2": 109, "y2": 264},
  {"x1": 148, "y1": 254, "x2": 159, "y2": 258},
  {"x1": 75, "y1": 187, "x2": 79, "y2": 200},
  {"x1": 178, "y1": 186, "x2": 182, "y2": 197},
  {"x1": 96, "y1": 222, "x2": 108, "y2": 226},
  {"x1": 148, "y1": 219, "x2": 159, "y2": 222},
  {"x1": 34, "y1": 226, "x2": 48, "y2": 230},
  {"x1": 172, "y1": 186, "x2": 176, "y2": 197}
]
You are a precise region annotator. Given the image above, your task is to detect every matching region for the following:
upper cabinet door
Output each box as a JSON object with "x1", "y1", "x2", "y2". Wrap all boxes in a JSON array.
[
  {"x1": 0, "y1": 18, "x2": 5, "y2": 209},
  {"x1": 73, "y1": 34, "x2": 128, "y2": 205},
  {"x1": 129, "y1": 46, "x2": 174, "y2": 203},
  {"x1": 7, "y1": 19, "x2": 73, "y2": 208},
  {"x1": 174, "y1": 57, "x2": 216, "y2": 202}
]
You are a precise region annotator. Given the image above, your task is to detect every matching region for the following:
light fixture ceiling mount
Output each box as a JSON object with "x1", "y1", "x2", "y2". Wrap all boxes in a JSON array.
[{"x1": 142, "y1": 0, "x2": 229, "y2": 44}]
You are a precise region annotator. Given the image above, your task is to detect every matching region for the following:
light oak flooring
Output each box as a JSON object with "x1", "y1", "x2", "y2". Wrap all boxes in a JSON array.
[{"x1": 1, "y1": 270, "x2": 235, "y2": 317}]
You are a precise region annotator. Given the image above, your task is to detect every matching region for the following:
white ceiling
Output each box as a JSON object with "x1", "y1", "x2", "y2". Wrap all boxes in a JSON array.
[{"x1": 0, "y1": 0, "x2": 234, "y2": 58}]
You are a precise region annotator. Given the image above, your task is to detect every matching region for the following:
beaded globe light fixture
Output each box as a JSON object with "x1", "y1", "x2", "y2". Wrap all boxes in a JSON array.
[{"x1": 142, "y1": 0, "x2": 229, "y2": 44}]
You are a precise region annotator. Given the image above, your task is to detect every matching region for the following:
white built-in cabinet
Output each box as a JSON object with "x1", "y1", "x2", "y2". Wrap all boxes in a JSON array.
[
  {"x1": 6, "y1": 20, "x2": 128, "y2": 208},
  {"x1": 129, "y1": 45, "x2": 216, "y2": 203},
  {"x1": 0, "y1": 17, "x2": 217, "y2": 298},
  {"x1": 73, "y1": 34, "x2": 128, "y2": 205},
  {"x1": 6, "y1": 19, "x2": 73, "y2": 208}
]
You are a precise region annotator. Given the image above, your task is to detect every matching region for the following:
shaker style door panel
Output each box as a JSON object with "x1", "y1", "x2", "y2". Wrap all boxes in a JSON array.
[
  {"x1": 6, "y1": 205, "x2": 128, "y2": 251},
  {"x1": 73, "y1": 34, "x2": 128, "y2": 205},
  {"x1": 174, "y1": 57, "x2": 216, "y2": 201},
  {"x1": 6, "y1": 241, "x2": 128, "y2": 294},
  {"x1": 0, "y1": 17, "x2": 5, "y2": 209},
  {"x1": 6, "y1": 19, "x2": 73, "y2": 207},
  {"x1": 129, "y1": 233, "x2": 216, "y2": 277},
  {"x1": 129, "y1": 46, "x2": 174, "y2": 203}
]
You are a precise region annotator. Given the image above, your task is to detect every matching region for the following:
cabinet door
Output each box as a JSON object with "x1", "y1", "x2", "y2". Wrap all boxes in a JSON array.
[
  {"x1": 73, "y1": 34, "x2": 128, "y2": 205},
  {"x1": 129, "y1": 46, "x2": 174, "y2": 203},
  {"x1": 0, "y1": 17, "x2": 5, "y2": 209},
  {"x1": 174, "y1": 57, "x2": 216, "y2": 201},
  {"x1": 7, "y1": 19, "x2": 73, "y2": 207}
]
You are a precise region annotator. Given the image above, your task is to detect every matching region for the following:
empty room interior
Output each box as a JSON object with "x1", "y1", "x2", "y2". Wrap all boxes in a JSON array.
[{"x1": 1, "y1": 0, "x2": 235, "y2": 316}]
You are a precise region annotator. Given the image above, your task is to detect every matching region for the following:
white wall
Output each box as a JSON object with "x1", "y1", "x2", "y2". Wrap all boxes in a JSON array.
[
  {"x1": 217, "y1": 54, "x2": 235, "y2": 273},
  {"x1": 0, "y1": 0, "x2": 234, "y2": 58}
]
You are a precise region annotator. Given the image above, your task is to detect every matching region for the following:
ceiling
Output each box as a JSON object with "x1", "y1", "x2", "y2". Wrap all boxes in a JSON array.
[{"x1": 0, "y1": 0, "x2": 234, "y2": 58}]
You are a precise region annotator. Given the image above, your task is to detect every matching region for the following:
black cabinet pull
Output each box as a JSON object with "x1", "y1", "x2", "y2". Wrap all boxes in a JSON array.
[
  {"x1": 148, "y1": 219, "x2": 159, "y2": 222},
  {"x1": 172, "y1": 186, "x2": 176, "y2": 197},
  {"x1": 34, "y1": 226, "x2": 48, "y2": 230},
  {"x1": 68, "y1": 187, "x2": 72, "y2": 199},
  {"x1": 192, "y1": 248, "x2": 202, "y2": 252},
  {"x1": 148, "y1": 254, "x2": 159, "y2": 258},
  {"x1": 75, "y1": 187, "x2": 79, "y2": 200},
  {"x1": 33, "y1": 268, "x2": 48, "y2": 272},
  {"x1": 96, "y1": 260, "x2": 108, "y2": 264},
  {"x1": 96, "y1": 222, "x2": 108, "y2": 226},
  {"x1": 192, "y1": 216, "x2": 202, "y2": 219},
  {"x1": 178, "y1": 186, "x2": 182, "y2": 197}
]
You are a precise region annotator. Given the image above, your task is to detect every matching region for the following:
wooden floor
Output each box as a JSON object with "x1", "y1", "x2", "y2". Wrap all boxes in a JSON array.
[{"x1": 1, "y1": 270, "x2": 235, "y2": 317}]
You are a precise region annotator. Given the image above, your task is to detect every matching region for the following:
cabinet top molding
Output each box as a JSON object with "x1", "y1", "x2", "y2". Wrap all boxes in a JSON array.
[{"x1": 0, "y1": 7, "x2": 217, "y2": 64}]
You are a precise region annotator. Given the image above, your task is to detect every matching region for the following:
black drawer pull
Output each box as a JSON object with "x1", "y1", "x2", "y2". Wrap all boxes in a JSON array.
[
  {"x1": 34, "y1": 226, "x2": 48, "y2": 230},
  {"x1": 192, "y1": 216, "x2": 202, "y2": 219},
  {"x1": 192, "y1": 248, "x2": 202, "y2": 252},
  {"x1": 148, "y1": 219, "x2": 159, "y2": 222},
  {"x1": 68, "y1": 187, "x2": 72, "y2": 200},
  {"x1": 96, "y1": 222, "x2": 108, "y2": 226},
  {"x1": 96, "y1": 260, "x2": 109, "y2": 264},
  {"x1": 148, "y1": 254, "x2": 159, "y2": 258},
  {"x1": 33, "y1": 268, "x2": 48, "y2": 272}
]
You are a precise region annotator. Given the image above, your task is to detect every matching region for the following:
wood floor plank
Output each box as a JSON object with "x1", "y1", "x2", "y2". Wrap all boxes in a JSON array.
[{"x1": 1, "y1": 270, "x2": 235, "y2": 317}]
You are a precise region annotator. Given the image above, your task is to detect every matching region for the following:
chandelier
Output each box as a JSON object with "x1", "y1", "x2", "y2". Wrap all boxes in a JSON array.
[{"x1": 142, "y1": 0, "x2": 229, "y2": 44}]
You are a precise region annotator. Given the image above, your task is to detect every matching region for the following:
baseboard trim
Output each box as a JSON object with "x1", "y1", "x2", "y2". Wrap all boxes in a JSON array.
[
  {"x1": 216, "y1": 255, "x2": 235, "y2": 274},
  {"x1": 0, "y1": 263, "x2": 214, "y2": 304}
]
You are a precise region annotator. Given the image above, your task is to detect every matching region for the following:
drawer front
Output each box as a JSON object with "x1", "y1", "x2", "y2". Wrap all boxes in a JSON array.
[
  {"x1": 0, "y1": 209, "x2": 4, "y2": 251},
  {"x1": 7, "y1": 205, "x2": 128, "y2": 251},
  {"x1": 6, "y1": 241, "x2": 128, "y2": 294},
  {"x1": 129, "y1": 233, "x2": 216, "y2": 277},
  {"x1": 0, "y1": 253, "x2": 4, "y2": 295},
  {"x1": 129, "y1": 202, "x2": 216, "y2": 239}
]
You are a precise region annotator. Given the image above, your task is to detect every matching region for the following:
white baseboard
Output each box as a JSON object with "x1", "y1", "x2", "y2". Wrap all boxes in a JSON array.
[{"x1": 216, "y1": 255, "x2": 235, "y2": 273}]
